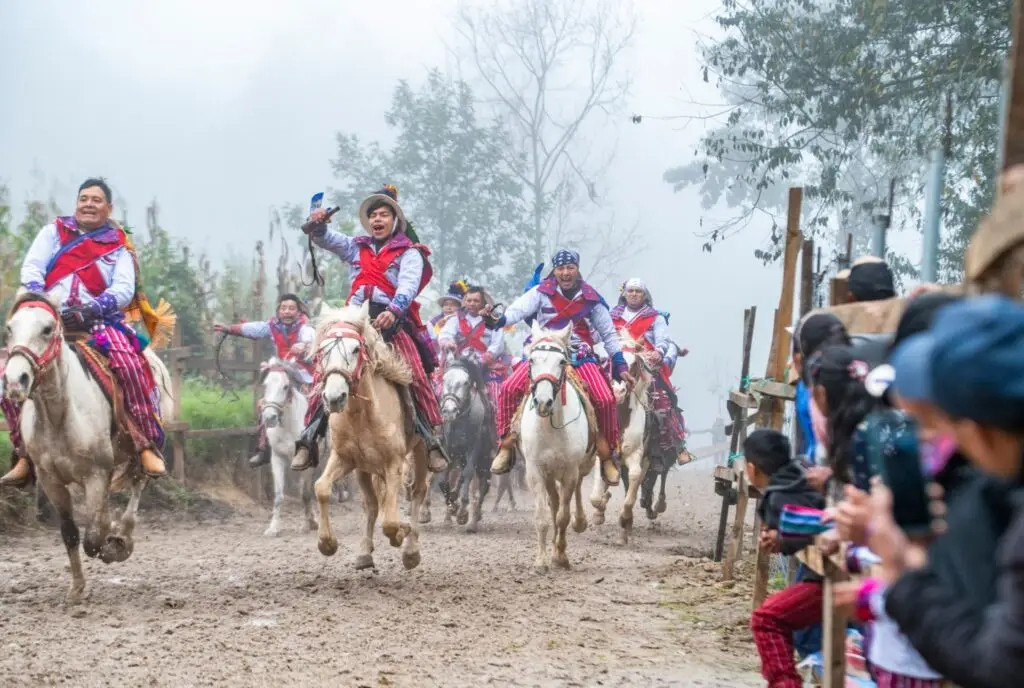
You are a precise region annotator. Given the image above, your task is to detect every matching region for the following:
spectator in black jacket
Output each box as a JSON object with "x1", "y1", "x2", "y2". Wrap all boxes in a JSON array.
[
  {"x1": 747, "y1": 429, "x2": 827, "y2": 688},
  {"x1": 874, "y1": 295, "x2": 1024, "y2": 688}
]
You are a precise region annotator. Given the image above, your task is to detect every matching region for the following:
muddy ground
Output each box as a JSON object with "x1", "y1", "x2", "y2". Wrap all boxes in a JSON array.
[{"x1": 0, "y1": 461, "x2": 762, "y2": 687}]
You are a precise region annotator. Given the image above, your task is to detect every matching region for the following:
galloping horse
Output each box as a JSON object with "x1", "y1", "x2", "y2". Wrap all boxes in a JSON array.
[
  {"x1": 520, "y1": 322, "x2": 593, "y2": 572},
  {"x1": 258, "y1": 357, "x2": 319, "y2": 536},
  {"x1": 438, "y1": 354, "x2": 494, "y2": 533},
  {"x1": 589, "y1": 334, "x2": 653, "y2": 545},
  {"x1": 2, "y1": 293, "x2": 173, "y2": 603},
  {"x1": 311, "y1": 302, "x2": 429, "y2": 571}
]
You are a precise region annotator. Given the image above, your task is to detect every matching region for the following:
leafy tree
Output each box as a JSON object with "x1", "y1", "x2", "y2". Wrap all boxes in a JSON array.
[
  {"x1": 455, "y1": 0, "x2": 640, "y2": 281},
  {"x1": 664, "y1": 0, "x2": 1009, "y2": 281},
  {"x1": 330, "y1": 69, "x2": 531, "y2": 298}
]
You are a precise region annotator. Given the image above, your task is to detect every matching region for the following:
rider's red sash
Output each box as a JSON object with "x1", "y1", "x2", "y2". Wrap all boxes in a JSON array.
[
  {"x1": 457, "y1": 313, "x2": 488, "y2": 354},
  {"x1": 347, "y1": 242, "x2": 433, "y2": 328},
  {"x1": 44, "y1": 218, "x2": 126, "y2": 296},
  {"x1": 268, "y1": 316, "x2": 315, "y2": 376},
  {"x1": 612, "y1": 312, "x2": 659, "y2": 348},
  {"x1": 612, "y1": 312, "x2": 674, "y2": 389},
  {"x1": 545, "y1": 290, "x2": 596, "y2": 345}
]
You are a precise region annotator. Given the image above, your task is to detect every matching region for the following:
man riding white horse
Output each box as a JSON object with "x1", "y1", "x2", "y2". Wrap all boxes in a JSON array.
[
  {"x1": 214, "y1": 292, "x2": 315, "y2": 467},
  {"x1": 610, "y1": 278, "x2": 688, "y2": 464},
  {"x1": 0, "y1": 178, "x2": 168, "y2": 487},
  {"x1": 483, "y1": 249, "x2": 631, "y2": 485},
  {"x1": 295, "y1": 184, "x2": 448, "y2": 473},
  {"x1": 438, "y1": 284, "x2": 508, "y2": 413}
]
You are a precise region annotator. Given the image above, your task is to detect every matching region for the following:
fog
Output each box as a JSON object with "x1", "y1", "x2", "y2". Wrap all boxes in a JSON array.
[{"x1": 0, "y1": 0, "x2": 803, "y2": 435}]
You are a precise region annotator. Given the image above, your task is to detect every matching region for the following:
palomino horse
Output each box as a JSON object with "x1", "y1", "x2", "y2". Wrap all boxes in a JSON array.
[
  {"x1": 520, "y1": 322, "x2": 593, "y2": 572},
  {"x1": 589, "y1": 335, "x2": 653, "y2": 545},
  {"x1": 311, "y1": 302, "x2": 429, "y2": 571},
  {"x1": 258, "y1": 357, "x2": 318, "y2": 536},
  {"x1": 438, "y1": 354, "x2": 494, "y2": 533},
  {"x1": 2, "y1": 294, "x2": 173, "y2": 603}
]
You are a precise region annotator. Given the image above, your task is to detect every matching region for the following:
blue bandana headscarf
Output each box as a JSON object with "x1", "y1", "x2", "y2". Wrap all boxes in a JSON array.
[{"x1": 552, "y1": 249, "x2": 580, "y2": 267}]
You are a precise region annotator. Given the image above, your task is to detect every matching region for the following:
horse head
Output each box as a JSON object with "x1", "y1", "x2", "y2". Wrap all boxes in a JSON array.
[
  {"x1": 259, "y1": 357, "x2": 302, "y2": 428},
  {"x1": 315, "y1": 301, "x2": 373, "y2": 414},
  {"x1": 441, "y1": 354, "x2": 486, "y2": 422},
  {"x1": 527, "y1": 321, "x2": 571, "y2": 418},
  {"x1": 3, "y1": 292, "x2": 64, "y2": 403},
  {"x1": 615, "y1": 334, "x2": 651, "y2": 403}
]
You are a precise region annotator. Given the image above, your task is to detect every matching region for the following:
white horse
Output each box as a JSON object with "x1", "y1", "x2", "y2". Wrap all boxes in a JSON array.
[
  {"x1": 589, "y1": 335, "x2": 653, "y2": 545},
  {"x1": 520, "y1": 322, "x2": 593, "y2": 572},
  {"x1": 312, "y1": 302, "x2": 429, "y2": 571},
  {"x1": 2, "y1": 294, "x2": 173, "y2": 603},
  {"x1": 258, "y1": 357, "x2": 318, "y2": 536}
]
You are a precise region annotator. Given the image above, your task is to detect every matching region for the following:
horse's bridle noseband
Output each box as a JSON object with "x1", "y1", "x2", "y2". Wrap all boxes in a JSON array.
[
  {"x1": 528, "y1": 339, "x2": 568, "y2": 399},
  {"x1": 317, "y1": 322, "x2": 367, "y2": 388},
  {"x1": 6, "y1": 301, "x2": 64, "y2": 388}
]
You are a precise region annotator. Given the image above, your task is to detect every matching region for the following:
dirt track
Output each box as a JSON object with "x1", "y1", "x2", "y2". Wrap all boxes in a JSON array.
[{"x1": 0, "y1": 462, "x2": 761, "y2": 687}]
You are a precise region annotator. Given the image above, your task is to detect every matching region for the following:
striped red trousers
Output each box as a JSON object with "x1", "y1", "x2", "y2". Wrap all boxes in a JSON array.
[
  {"x1": 751, "y1": 581, "x2": 824, "y2": 688},
  {"x1": 305, "y1": 329, "x2": 442, "y2": 427},
  {"x1": 1, "y1": 324, "x2": 163, "y2": 454},
  {"x1": 496, "y1": 360, "x2": 618, "y2": 448}
]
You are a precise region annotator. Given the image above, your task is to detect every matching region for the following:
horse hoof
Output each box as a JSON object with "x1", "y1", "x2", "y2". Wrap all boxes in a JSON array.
[
  {"x1": 572, "y1": 518, "x2": 588, "y2": 534},
  {"x1": 67, "y1": 587, "x2": 85, "y2": 606},
  {"x1": 534, "y1": 563, "x2": 549, "y2": 575},
  {"x1": 419, "y1": 510, "x2": 432, "y2": 525},
  {"x1": 465, "y1": 521, "x2": 478, "y2": 534},
  {"x1": 645, "y1": 509, "x2": 657, "y2": 521},
  {"x1": 655, "y1": 499, "x2": 667, "y2": 514},
  {"x1": 264, "y1": 526, "x2": 281, "y2": 538},
  {"x1": 619, "y1": 514, "x2": 633, "y2": 530},
  {"x1": 83, "y1": 535, "x2": 104, "y2": 559},
  {"x1": 402, "y1": 550, "x2": 421, "y2": 570},
  {"x1": 592, "y1": 511, "x2": 605, "y2": 526},
  {"x1": 318, "y1": 537, "x2": 339, "y2": 557},
  {"x1": 354, "y1": 554, "x2": 375, "y2": 570},
  {"x1": 456, "y1": 511, "x2": 469, "y2": 526},
  {"x1": 552, "y1": 554, "x2": 571, "y2": 570},
  {"x1": 99, "y1": 535, "x2": 133, "y2": 564}
]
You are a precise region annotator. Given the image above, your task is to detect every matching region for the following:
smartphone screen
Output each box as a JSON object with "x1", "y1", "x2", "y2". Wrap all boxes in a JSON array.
[{"x1": 866, "y1": 411, "x2": 933, "y2": 535}]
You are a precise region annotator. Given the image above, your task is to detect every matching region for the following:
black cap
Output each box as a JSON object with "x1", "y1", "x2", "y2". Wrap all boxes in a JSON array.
[{"x1": 848, "y1": 262, "x2": 895, "y2": 302}]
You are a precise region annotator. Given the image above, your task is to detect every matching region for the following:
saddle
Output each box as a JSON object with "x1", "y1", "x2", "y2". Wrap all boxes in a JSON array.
[
  {"x1": 511, "y1": 366, "x2": 598, "y2": 455},
  {"x1": 69, "y1": 334, "x2": 155, "y2": 451}
]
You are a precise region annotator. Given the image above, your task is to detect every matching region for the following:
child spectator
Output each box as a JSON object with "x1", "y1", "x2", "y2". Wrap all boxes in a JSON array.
[{"x1": 747, "y1": 429, "x2": 827, "y2": 688}]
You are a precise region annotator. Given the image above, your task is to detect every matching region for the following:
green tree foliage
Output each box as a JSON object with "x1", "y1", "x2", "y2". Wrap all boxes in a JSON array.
[
  {"x1": 132, "y1": 201, "x2": 213, "y2": 348},
  {"x1": 330, "y1": 68, "x2": 532, "y2": 298},
  {"x1": 665, "y1": 0, "x2": 1009, "y2": 280}
]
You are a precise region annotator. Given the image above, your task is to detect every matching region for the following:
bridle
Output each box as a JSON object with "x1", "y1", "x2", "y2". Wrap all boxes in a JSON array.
[
  {"x1": 7, "y1": 300, "x2": 64, "y2": 383},
  {"x1": 528, "y1": 337, "x2": 569, "y2": 404},
  {"x1": 259, "y1": 362, "x2": 299, "y2": 415},
  {"x1": 440, "y1": 361, "x2": 475, "y2": 419},
  {"x1": 316, "y1": 321, "x2": 367, "y2": 389}
]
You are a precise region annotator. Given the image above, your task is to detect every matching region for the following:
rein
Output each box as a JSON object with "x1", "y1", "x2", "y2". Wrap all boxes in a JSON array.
[{"x1": 8, "y1": 300, "x2": 64, "y2": 379}]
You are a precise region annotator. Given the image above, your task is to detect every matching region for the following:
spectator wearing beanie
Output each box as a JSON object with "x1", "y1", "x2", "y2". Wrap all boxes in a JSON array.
[{"x1": 878, "y1": 295, "x2": 1024, "y2": 688}]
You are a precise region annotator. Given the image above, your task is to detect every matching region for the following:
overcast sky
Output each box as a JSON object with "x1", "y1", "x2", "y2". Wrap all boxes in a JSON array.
[{"x1": 0, "y1": 0, "x2": 822, "y2": 433}]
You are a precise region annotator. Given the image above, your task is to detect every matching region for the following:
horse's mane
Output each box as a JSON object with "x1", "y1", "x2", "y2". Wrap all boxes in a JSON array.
[
  {"x1": 447, "y1": 356, "x2": 488, "y2": 394},
  {"x1": 315, "y1": 304, "x2": 412, "y2": 385},
  {"x1": 262, "y1": 356, "x2": 307, "y2": 388}
]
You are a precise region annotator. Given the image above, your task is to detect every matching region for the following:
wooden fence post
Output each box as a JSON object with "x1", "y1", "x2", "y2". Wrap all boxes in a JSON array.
[
  {"x1": 753, "y1": 187, "x2": 803, "y2": 608},
  {"x1": 170, "y1": 327, "x2": 187, "y2": 484},
  {"x1": 720, "y1": 306, "x2": 756, "y2": 578}
]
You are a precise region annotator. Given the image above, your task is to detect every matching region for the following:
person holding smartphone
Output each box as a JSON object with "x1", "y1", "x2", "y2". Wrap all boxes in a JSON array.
[{"x1": 843, "y1": 295, "x2": 1024, "y2": 688}]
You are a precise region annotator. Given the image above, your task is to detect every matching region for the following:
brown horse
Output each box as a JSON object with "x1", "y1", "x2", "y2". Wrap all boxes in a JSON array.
[{"x1": 312, "y1": 302, "x2": 429, "y2": 571}]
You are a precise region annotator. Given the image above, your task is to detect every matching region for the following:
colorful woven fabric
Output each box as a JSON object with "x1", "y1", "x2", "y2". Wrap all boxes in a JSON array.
[{"x1": 779, "y1": 504, "x2": 833, "y2": 538}]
